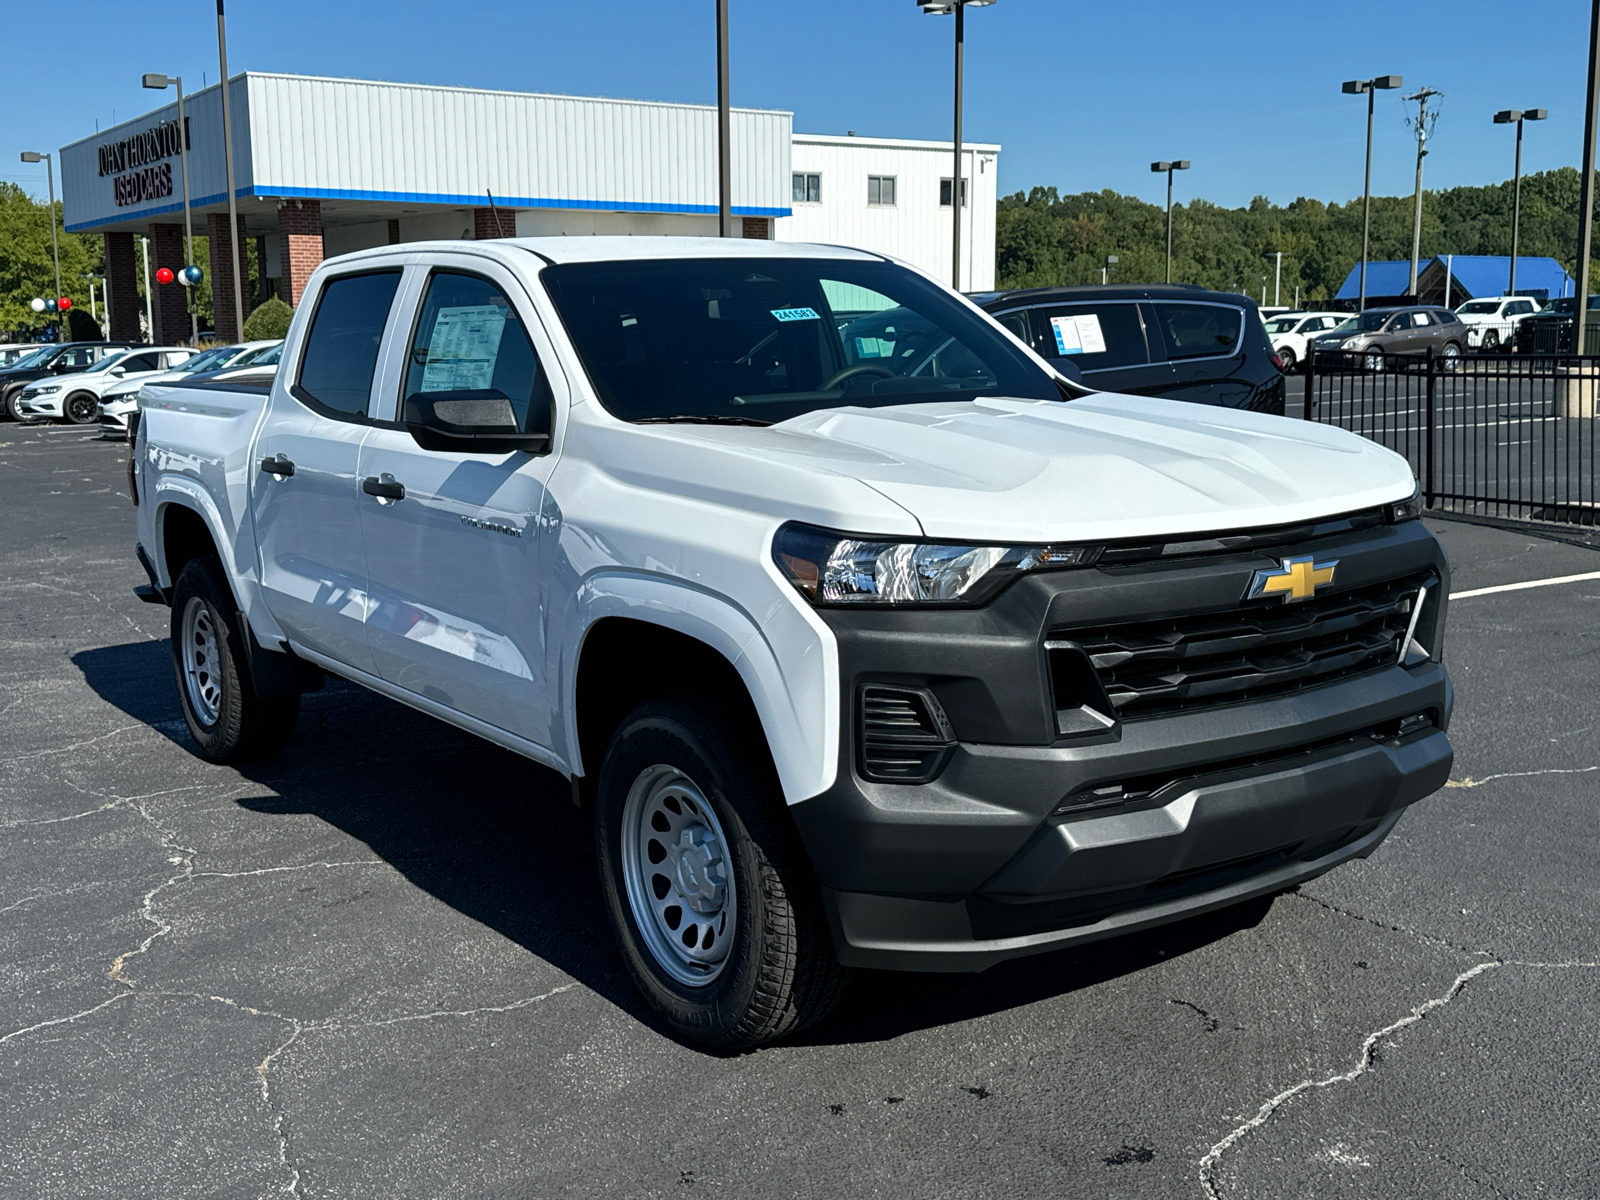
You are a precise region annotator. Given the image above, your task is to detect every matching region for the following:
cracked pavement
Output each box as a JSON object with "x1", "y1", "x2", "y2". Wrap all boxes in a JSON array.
[{"x1": 2, "y1": 423, "x2": 1597, "y2": 1198}]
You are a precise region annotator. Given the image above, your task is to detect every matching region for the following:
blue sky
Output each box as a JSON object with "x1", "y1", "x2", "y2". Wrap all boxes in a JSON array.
[{"x1": 3, "y1": 1, "x2": 1588, "y2": 212}]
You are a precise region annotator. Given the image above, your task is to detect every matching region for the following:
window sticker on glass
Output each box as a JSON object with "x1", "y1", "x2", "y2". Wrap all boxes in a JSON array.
[
  {"x1": 771, "y1": 307, "x2": 821, "y2": 322},
  {"x1": 421, "y1": 305, "x2": 507, "y2": 391},
  {"x1": 1049, "y1": 313, "x2": 1107, "y2": 356},
  {"x1": 855, "y1": 336, "x2": 896, "y2": 358}
]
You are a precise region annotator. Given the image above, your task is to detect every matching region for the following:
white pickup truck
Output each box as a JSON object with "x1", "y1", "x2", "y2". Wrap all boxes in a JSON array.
[{"x1": 130, "y1": 237, "x2": 1454, "y2": 1048}]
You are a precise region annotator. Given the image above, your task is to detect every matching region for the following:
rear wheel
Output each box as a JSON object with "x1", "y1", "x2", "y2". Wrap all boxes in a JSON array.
[
  {"x1": 63, "y1": 391, "x2": 99, "y2": 425},
  {"x1": 595, "y1": 694, "x2": 849, "y2": 1050},
  {"x1": 170, "y1": 556, "x2": 299, "y2": 764}
]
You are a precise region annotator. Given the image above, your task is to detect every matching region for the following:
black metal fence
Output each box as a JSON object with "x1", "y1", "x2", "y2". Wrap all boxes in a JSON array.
[{"x1": 1306, "y1": 349, "x2": 1600, "y2": 526}]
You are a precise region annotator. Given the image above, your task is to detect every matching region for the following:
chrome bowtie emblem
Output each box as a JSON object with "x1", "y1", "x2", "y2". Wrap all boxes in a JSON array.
[{"x1": 1247, "y1": 556, "x2": 1339, "y2": 603}]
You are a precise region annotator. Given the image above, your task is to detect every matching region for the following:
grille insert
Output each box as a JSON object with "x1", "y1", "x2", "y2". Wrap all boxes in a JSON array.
[
  {"x1": 1049, "y1": 572, "x2": 1435, "y2": 720},
  {"x1": 857, "y1": 685, "x2": 955, "y2": 783}
]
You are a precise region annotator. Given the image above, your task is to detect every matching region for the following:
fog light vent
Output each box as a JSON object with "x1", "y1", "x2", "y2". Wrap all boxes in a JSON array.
[{"x1": 858, "y1": 685, "x2": 955, "y2": 784}]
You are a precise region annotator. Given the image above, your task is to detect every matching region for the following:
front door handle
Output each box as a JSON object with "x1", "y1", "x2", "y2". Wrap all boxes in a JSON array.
[
  {"x1": 259, "y1": 455, "x2": 295, "y2": 477},
  {"x1": 361, "y1": 474, "x2": 405, "y2": 501}
]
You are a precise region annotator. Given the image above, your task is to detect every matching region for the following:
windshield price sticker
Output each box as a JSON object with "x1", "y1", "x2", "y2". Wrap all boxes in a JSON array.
[
  {"x1": 854, "y1": 336, "x2": 895, "y2": 358},
  {"x1": 1049, "y1": 313, "x2": 1108, "y2": 356},
  {"x1": 421, "y1": 305, "x2": 507, "y2": 392},
  {"x1": 771, "y1": 307, "x2": 821, "y2": 323}
]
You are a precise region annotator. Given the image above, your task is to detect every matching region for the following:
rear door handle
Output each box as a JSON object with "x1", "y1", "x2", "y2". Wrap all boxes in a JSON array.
[
  {"x1": 361, "y1": 474, "x2": 405, "y2": 501},
  {"x1": 259, "y1": 455, "x2": 295, "y2": 477}
]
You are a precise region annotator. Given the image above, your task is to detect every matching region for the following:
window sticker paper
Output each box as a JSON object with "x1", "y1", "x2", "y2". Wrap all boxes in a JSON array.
[
  {"x1": 854, "y1": 336, "x2": 896, "y2": 358},
  {"x1": 770, "y1": 307, "x2": 821, "y2": 322},
  {"x1": 1050, "y1": 313, "x2": 1106, "y2": 356},
  {"x1": 421, "y1": 304, "x2": 507, "y2": 392}
]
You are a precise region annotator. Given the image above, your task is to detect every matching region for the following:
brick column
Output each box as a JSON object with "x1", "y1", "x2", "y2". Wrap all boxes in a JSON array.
[
  {"x1": 149, "y1": 223, "x2": 191, "y2": 346},
  {"x1": 741, "y1": 217, "x2": 771, "y2": 240},
  {"x1": 207, "y1": 212, "x2": 253, "y2": 343},
  {"x1": 474, "y1": 207, "x2": 515, "y2": 239},
  {"x1": 277, "y1": 199, "x2": 324, "y2": 306},
  {"x1": 104, "y1": 233, "x2": 143, "y2": 343},
  {"x1": 387, "y1": 218, "x2": 401, "y2": 245}
]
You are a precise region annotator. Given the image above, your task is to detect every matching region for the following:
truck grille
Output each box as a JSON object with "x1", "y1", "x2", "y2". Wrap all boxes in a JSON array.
[{"x1": 1049, "y1": 572, "x2": 1434, "y2": 721}]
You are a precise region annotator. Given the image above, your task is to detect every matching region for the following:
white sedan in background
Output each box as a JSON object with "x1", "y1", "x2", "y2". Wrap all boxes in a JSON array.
[
  {"x1": 1456, "y1": 296, "x2": 1542, "y2": 351},
  {"x1": 12, "y1": 346, "x2": 197, "y2": 425},
  {"x1": 1264, "y1": 311, "x2": 1345, "y2": 372},
  {"x1": 98, "y1": 340, "x2": 281, "y2": 437}
]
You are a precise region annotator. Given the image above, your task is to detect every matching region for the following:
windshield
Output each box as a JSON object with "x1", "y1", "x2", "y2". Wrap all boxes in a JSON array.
[
  {"x1": 248, "y1": 343, "x2": 284, "y2": 366},
  {"x1": 1264, "y1": 317, "x2": 1300, "y2": 334},
  {"x1": 8, "y1": 347, "x2": 55, "y2": 369},
  {"x1": 175, "y1": 346, "x2": 236, "y2": 373},
  {"x1": 1331, "y1": 311, "x2": 1394, "y2": 334},
  {"x1": 541, "y1": 257, "x2": 1063, "y2": 423},
  {"x1": 1457, "y1": 300, "x2": 1501, "y2": 315}
]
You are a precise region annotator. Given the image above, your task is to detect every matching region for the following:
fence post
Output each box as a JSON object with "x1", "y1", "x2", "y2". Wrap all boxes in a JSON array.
[
  {"x1": 1303, "y1": 348, "x2": 1316, "y2": 420},
  {"x1": 1424, "y1": 346, "x2": 1436, "y2": 508}
]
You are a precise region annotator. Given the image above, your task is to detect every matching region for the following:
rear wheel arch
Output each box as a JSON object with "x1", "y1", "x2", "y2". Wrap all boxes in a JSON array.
[{"x1": 159, "y1": 503, "x2": 223, "y2": 594}]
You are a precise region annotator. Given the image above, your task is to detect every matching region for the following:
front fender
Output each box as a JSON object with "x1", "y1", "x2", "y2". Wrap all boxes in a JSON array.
[{"x1": 563, "y1": 570, "x2": 839, "y2": 805}]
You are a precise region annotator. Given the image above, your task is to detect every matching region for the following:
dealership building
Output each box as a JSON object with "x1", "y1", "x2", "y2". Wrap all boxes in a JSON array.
[{"x1": 59, "y1": 72, "x2": 1000, "y2": 343}]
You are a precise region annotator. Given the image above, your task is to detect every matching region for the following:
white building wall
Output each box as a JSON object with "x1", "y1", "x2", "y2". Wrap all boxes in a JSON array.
[{"x1": 776, "y1": 134, "x2": 1000, "y2": 291}]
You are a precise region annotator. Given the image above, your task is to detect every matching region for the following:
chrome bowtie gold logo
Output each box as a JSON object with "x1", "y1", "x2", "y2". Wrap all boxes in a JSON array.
[{"x1": 1246, "y1": 556, "x2": 1339, "y2": 603}]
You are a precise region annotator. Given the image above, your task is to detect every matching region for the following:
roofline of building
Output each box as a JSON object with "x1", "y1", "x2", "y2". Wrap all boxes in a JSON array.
[{"x1": 794, "y1": 132, "x2": 1000, "y2": 152}]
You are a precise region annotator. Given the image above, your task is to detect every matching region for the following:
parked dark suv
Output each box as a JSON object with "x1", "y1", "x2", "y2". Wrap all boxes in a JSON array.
[
  {"x1": 0, "y1": 342, "x2": 141, "y2": 421},
  {"x1": 968, "y1": 284, "x2": 1285, "y2": 414},
  {"x1": 1513, "y1": 295, "x2": 1600, "y2": 355}
]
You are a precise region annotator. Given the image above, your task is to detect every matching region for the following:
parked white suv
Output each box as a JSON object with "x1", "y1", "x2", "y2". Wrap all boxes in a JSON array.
[
  {"x1": 1455, "y1": 296, "x2": 1541, "y2": 351},
  {"x1": 1264, "y1": 312, "x2": 1345, "y2": 371},
  {"x1": 99, "y1": 340, "x2": 281, "y2": 437},
  {"x1": 13, "y1": 346, "x2": 197, "y2": 425},
  {"x1": 130, "y1": 237, "x2": 1453, "y2": 1048}
]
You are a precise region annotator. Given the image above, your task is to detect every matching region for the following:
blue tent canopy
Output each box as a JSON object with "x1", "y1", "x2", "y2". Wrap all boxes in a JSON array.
[{"x1": 1335, "y1": 256, "x2": 1574, "y2": 302}]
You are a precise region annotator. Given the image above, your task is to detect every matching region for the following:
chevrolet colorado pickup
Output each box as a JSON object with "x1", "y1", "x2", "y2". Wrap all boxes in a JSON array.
[{"x1": 130, "y1": 237, "x2": 1453, "y2": 1049}]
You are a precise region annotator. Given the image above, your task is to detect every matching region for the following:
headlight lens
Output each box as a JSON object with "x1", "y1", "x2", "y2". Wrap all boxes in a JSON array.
[
  {"x1": 33, "y1": 384, "x2": 60, "y2": 394},
  {"x1": 773, "y1": 523, "x2": 1102, "y2": 606},
  {"x1": 1387, "y1": 487, "x2": 1424, "y2": 523}
]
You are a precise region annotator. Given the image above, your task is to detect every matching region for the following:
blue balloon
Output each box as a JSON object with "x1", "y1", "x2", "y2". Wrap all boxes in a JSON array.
[{"x1": 181, "y1": 265, "x2": 204, "y2": 285}]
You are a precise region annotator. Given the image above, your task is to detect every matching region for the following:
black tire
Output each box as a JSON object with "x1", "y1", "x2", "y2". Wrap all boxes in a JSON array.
[
  {"x1": 170, "y1": 556, "x2": 299, "y2": 764},
  {"x1": 5, "y1": 387, "x2": 42, "y2": 424},
  {"x1": 595, "y1": 694, "x2": 849, "y2": 1050},
  {"x1": 1483, "y1": 329, "x2": 1500, "y2": 351},
  {"x1": 1277, "y1": 346, "x2": 1297, "y2": 373},
  {"x1": 63, "y1": 391, "x2": 100, "y2": 425}
]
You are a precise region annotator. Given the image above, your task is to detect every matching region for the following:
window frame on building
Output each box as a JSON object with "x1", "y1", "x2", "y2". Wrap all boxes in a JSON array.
[
  {"x1": 939, "y1": 177, "x2": 969, "y2": 208},
  {"x1": 792, "y1": 172, "x2": 822, "y2": 204},
  {"x1": 867, "y1": 175, "x2": 897, "y2": 207}
]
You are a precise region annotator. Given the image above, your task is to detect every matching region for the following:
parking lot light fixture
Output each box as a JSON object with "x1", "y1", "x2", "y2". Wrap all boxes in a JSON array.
[
  {"x1": 1343, "y1": 75, "x2": 1404, "y2": 311},
  {"x1": 143, "y1": 71, "x2": 198, "y2": 346},
  {"x1": 1151, "y1": 160, "x2": 1190, "y2": 283},
  {"x1": 918, "y1": 0, "x2": 996, "y2": 291},
  {"x1": 20, "y1": 152, "x2": 62, "y2": 336},
  {"x1": 1495, "y1": 108, "x2": 1548, "y2": 296}
]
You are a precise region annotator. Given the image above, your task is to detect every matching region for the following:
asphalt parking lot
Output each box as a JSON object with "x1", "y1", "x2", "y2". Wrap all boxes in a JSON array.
[{"x1": 3, "y1": 420, "x2": 1597, "y2": 1199}]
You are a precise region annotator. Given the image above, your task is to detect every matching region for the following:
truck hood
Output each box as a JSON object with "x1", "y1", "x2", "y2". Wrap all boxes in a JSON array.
[{"x1": 758, "y1": 393, "x2": 1415, "y2": 542}]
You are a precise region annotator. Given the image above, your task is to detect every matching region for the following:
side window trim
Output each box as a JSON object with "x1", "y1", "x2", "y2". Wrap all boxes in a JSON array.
[{"x1": 289, "y1": 267, "x2": 405, "y2": 424}]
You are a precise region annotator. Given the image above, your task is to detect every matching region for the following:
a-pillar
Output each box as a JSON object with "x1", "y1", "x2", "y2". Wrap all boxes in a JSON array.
[
  {"x1": 277, "y1": 199, "x2": 324, "y2": 306},
  {"x1": 207, "y1": 212, "x2": 253, "y2": 343},
  {"x1": 474, "y1": 207, "x2": 515, "y2": 239},
  {"x1": 103, "y1": 233, "x2": 142, "y2": 343},
  {"x1": 148, "y1": 223, "x2": 191, "y2": 346}
]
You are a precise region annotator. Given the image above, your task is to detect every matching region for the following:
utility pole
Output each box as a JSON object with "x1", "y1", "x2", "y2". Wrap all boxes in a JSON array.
[
  {"x1": 716, "y1": 0, "x2": 731, "y2": 237},
  {"x1": 217, "y1": 0, "x2": 245, "y2": 341},
  {"x1": 1403, "y1": 87, "x2": 1443, "y2": 299},
  {"x1": 1578, "y1": 0, "x2": 1600, "y2": 355}
]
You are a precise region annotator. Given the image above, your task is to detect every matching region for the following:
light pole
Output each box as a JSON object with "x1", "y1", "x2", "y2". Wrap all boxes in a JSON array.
[
  {"x1": 1101, "y1": 254, "x2": 1118, "y2": 285},
  {"x1": 1268, "y1": 250, "x2": 1284, "y2": 307},
  {"x1": 918, "y1": 0, "x2": 996, "y2": 291},
  {"x1": 142, "y1": 72, "x2": 198, "y2": 346},
  {"x1": 19, "y1": 152, "x2": 62, "y2": 338},
  {"x1": 1578, "y1": 0, "x2": 1600, "y2": 356},
  {"x1": 1150, "y1": 160, "x2": 1190, "y2": 283},
  {"x1": 1343, "y1": 75, "x2": 1404, "y2": 311},
  {"x1": 215, "y1": 0, "x2": 244, "y2": 342},
  {"x1": 1495, "y1": 108, "x2": 1548, "y2": 296},
  {"x1": 716, "y1": 0, "x2": 731, "y2": 237}
]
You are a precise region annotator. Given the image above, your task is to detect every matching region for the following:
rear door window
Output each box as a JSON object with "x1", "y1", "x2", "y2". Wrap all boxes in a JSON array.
[
  {"x1": 1022, "y1": 302, "x2": 1148, "y2": 371},
  {"x1": 295, "y1": 271, "x2": 403, "y2": 418},
  {"x1": 121, "y1": 351, "x2": 164, "y2": 372},
  {"x1": 1153, "y1": 303, "x2": 1244, "y2": 360}
]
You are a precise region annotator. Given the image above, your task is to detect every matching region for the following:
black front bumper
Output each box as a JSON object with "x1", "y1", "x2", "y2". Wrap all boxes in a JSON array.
[{"x1": 789, "y1": 517, "x2": 1454, "y2": 971}]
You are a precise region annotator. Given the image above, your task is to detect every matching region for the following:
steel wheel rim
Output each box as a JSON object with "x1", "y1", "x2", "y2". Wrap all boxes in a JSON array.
[
  {"x1": 180, "y1": 597, "x2": 223, "y2": 726},
  {"x1": 620, "y1": 764, "x2": 736, "y2": 987}
]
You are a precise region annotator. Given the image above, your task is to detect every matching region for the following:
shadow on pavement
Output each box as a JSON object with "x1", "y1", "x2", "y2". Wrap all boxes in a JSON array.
[{"x1": 74, "y1": 637, "x2": 1274, "y2": 1051}]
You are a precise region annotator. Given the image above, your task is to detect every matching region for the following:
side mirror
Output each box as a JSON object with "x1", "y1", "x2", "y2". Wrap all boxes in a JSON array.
[
  {"x1": 109, "y1": 365, "x2": 126, "y2": 377},
  {"x1": 403, "y1": 390, "x2": 548, "y2": 454},
  {"x1": 1052, "y1": 358, "x2": 1084, "y2": 385}
]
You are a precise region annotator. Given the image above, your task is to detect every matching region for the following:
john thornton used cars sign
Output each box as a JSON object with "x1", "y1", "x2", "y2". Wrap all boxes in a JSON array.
[{"x1": 97, "y1": 118, "x2": 189, "y2": 208}]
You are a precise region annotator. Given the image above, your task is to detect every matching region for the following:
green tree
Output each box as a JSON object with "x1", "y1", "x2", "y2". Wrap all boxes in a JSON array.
[
  {"x1": 0, "y1": 184, "x2": 104, "y2": 338},
  {"x1": 242, "y1": 295, "x2": 293, "y2": 340}
]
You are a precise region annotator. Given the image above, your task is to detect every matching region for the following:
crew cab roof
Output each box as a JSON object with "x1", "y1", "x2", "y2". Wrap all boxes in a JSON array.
[{"x1": 970, "y1": 283, "x2": 1250, "y2": 307}]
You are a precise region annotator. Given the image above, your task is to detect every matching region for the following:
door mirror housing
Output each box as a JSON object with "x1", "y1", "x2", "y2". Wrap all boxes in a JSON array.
[
  {"x1": 1051, "y1": 358, "x2": 1084, "y2": 385},
  {"x1": 403, "y1": 390, "x2": 549, "y2": 454},
  {"x1": 108, "y1": 365, "x2": 126, "y2": 377}
]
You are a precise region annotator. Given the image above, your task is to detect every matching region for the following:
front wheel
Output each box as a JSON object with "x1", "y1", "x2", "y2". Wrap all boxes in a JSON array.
[
  {"x1": 170, "y1": 556, "x2": 299, "y2": 763},
  {"x1": 1440, "y1": 341, "x2": 1462, "y2": 371},
  {"x1": 1277, "y1": 346, "x2": 1298, "y2": 373},
  {"x1": 1482, "y1": 329, "x2": 1500, "y2": 351},
  {"x1": 1363, "y1": 347, "x2": 1385, "y2": 372},
  {"x1": 5, "y1": 388, "x2": 42, "y2": 424},
  {"x1": 595, "y1": 695, "x2": 849, "y2": 1050},
  {"x1": 63, "y1": 391, "x2": 100, "y2": 425}
]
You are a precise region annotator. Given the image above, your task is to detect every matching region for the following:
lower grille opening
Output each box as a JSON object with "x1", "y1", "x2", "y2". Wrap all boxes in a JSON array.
[{"x1": 857, "y1": 685, "x2": 956, "y2": 784}]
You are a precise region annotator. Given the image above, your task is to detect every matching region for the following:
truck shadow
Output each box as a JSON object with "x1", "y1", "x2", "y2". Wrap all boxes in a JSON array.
[{"x1": 73, "y1": 638, "x2": 1274, "y2": 1051}]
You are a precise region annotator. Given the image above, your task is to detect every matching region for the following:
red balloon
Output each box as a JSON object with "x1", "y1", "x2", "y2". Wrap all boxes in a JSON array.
[
  {"x1": 155, "y1": 267, "x2": 175, "y2": 285},
  {"x1": 57, "y1": 297, "x2": 71, "y2": 311}
]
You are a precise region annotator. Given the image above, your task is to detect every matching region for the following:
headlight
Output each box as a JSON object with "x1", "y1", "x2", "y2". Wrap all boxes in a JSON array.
[
  {"x1": 1343, "y1": 336, "x2": 1369, "y2": 349},
  {"x1": 773, "y1": 523, "x2": 1102, "y2": 606},
  {"x1": 32, "y1": 384, "x2": 60, "y2": 394},
  {"x1": 1387, "y1": 486, "x2": 1424, "y2": 523}
]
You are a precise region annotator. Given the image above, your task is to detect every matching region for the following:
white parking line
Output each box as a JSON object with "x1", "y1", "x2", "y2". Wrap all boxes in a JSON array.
[{"x1": 1452, "y1": 570, "x2": 1600, "y2": 600}]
